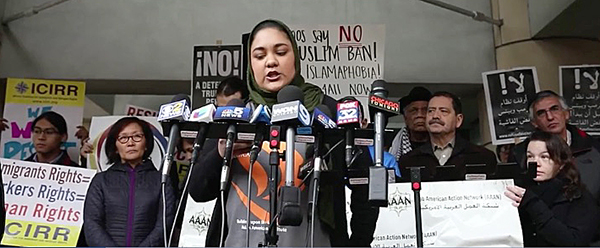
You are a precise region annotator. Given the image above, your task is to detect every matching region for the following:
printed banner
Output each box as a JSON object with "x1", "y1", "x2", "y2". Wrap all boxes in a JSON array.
[
  {"x1": 1, "y1": 158, "x2": 96, "y2": 246},
  {"x1": 346, "y1": 180, "x2": 523, "y2": 247},
  {"x1": 178, "y1": 196, "x2": 216, "y2": 247},
  {"x1": 191, "y1": 45, "x2": 242, "y2": 109},
  {"x1": 86, "y1": 116, "x2": 167, "y2": 171},
  {"x1": 290, "y1": 24, "x2": 386, "y2": 119},
  {"x1": 560, "y1": 65, "x2": 600, "y2": 135},
  {"x1": 1, "y1": 78, "x2": 85, "y2": 162},
  {"x1": 482, "y1": 68, "x2": 540, "y2": 145}
]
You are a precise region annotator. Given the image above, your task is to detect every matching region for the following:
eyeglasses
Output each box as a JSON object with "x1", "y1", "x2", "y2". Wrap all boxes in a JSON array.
[
  {"x1": 535, "y1": 105, "x2": 563, "y2": 118},
  {"x1": 32, "y1": 127, "x2": 59, "y2": 136},
  {"x1": 117, "y1": 134, "x2": 144, "y2": 144}
]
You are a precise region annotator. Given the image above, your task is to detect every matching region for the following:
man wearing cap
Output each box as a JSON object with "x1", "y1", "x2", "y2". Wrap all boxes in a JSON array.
[
  {"x1": 512, "y1": 90, "x2": 600, "y2": 201},
  {"x1": 398, "y1": 91, "x2": 497, "y2": 179},
  {"x1": 389, "y1": 87, "x2": 431, "y2": 163}
]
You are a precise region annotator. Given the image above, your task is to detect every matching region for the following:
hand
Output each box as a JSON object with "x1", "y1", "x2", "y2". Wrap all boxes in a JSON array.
[
  {"x1": 0, "y1": 118, "x2": 8, "y2": 132},
  {"x1": 218, "y1": 139, "x2": 252, "y2": 158},
  {"x1": 75, "y1": 125, "x2": 89, "y2": 141},
  {"x1": 80, "y1": 138, "x2": 94, "y2": 158},
  {"x1": 504, "y1": 185, "x2": 526, "y2": 207}
]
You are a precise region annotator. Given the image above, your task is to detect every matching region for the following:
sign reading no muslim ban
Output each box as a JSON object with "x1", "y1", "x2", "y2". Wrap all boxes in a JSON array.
[
  {"x1": 191, "y1": 45, "x2": 242, "y2": 109},
  {"x1": 560, "y1": 65, "x2": 600, "y2": 135},
  {"x1": 1, "y1": 158, "x2": 96, "y2": 246},
  {"x1": 482, "y1": 67, "x2": 540, "y2": 145},
  {"x1": 346, "y1": 180, "x2": 523, "y2": 247},
  {"x1": 289, "y1": 24, "x2": 385, "y2": 119}
]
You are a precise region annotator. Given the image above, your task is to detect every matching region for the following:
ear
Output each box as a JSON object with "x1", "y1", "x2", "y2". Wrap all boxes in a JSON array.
[
  {"x1": 61, "y1": 133, "x2": 68, "y2": 143},
  {"x1": 564, "y1": 108, "x2": 570, "y2": 121},
  {"x1": 455, "y1": 113, "x2": 464, "y2": 129}
]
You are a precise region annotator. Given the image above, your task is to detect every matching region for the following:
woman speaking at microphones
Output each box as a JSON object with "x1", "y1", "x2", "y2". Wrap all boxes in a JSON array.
[
  {"x1": 187, "y1": 19, "x2": 376, "y2": 247},
  {"x1": 505, "y1": 131, "x2": 599, "y2": 246}
]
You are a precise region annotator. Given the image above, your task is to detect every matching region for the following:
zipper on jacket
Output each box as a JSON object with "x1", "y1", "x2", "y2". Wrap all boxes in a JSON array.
[{"x1": 125, "y1": 167, "x2": 136, "y2": 246}]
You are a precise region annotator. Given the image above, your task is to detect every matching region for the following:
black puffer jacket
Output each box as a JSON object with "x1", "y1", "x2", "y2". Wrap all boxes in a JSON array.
[{"x1": 83, "y1": 160, "x2": 175, "y2": 247}]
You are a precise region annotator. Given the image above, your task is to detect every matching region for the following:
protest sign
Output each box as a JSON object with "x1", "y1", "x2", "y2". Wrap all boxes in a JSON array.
[
  {"x1": 347, "y1": 180, "x2": 523, "y2": 247},
  {"x1": 178, "y1": 196, "x2": 216, "y2": 247},
  {"x1": 1, "y1": 158, "x2": 96, "y2": 246},
  {"x1": 1, "y1": 78, "x2": 85, "y2": 162},
  {"x1": 191, "y1": 45, "x2": 242, "y2": 108},
  {"x1": 560, "y1": 65, "x2": 600, "y2": 135},
  {"x1": 482, "y1": 67, "x2": 539, "y2": 145}
]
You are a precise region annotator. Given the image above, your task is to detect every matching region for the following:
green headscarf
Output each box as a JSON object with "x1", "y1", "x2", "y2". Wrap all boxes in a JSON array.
[{"x1": 247, "y1": 19, "x2": 324, "y2": 111}]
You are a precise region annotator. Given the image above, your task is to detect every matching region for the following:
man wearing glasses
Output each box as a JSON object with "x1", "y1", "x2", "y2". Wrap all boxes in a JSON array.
[
  {"x1": 24, "y1": 111, "x2": 81, "y2": 167},
  {"x1": 512, "y1": 90, "x2": 600, "y2": 201}
]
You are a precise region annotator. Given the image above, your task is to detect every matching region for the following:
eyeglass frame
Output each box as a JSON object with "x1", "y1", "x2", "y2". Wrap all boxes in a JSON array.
[
  {"x1": 117, "y1": 133, "x2": 145, "y2": 144},
  {"x1": 534, "y1": 104, "x2": 566, "y2": 119},
  {"x1": 32, "y1": 127, "x2": 60, "y2": 136}
]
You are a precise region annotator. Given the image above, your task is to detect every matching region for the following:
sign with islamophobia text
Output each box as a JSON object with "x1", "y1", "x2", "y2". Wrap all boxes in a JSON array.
[
  {"x1": 560, "y1": 65, "x2": 600, "y2": 135},
  {"x1": 1, "y1": 78, "x2": 85, "y2": 162},
  {"x1": 191, "y1": 45, "x2": 242, "y2": 109},
  {"x1": 1, "y1": 158, "x2": 96, "y2": 246},
  {"x1": 482, "y1": 67, "x2": 540, "y2": 145},
  {"x1": 289, "y1": 24, "x2": 385, "y2": 119},
  {"x1": 346, "y1": 180, "x2": 523, "y2": 247}
]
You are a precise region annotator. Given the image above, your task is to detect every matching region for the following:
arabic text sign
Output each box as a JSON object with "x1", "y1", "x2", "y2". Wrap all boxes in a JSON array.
[
  {"x1": 482, "y1": 67, "x2": 540, "y2": 145},
  {"x1": 560, "y1": 65, "x2": 600, "y2": 135},
  {"x1": 347, "y1": 180, "x2": 523, "y2": 247}
]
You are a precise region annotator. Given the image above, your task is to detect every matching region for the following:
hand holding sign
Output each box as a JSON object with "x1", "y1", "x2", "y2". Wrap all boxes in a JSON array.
[{"x1": 1, "y1": 118, "x2": 8, "y2": 132}]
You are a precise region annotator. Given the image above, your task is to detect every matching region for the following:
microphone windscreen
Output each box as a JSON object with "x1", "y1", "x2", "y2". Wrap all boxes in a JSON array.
[
  {"x1": 171, "y1": 93, "x2": 190, "y2": 105},
  {"x1": 277, "y1": 85, "x2": 304, "y2": 104},
  {"x1": 226, "y1": 98, "x2": 245, "y2": 107},
  {"x1": 315, "y1": 104, "x2": 333, "y2": 118},
  {"x1": 371, "y1": 80, "x2": 386, "y2": 89}
]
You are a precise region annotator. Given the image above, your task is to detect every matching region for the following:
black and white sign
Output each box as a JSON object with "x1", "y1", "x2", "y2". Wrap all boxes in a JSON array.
[
  {"x1": 560, "y1": 65, "x2": 600, "y2": 135},
  {"x1": 191, "y1": 45, "x2": 242, "y2": 109},
  {"x1": 483, "y1": 67, "x2": 540, "y2": 145}
]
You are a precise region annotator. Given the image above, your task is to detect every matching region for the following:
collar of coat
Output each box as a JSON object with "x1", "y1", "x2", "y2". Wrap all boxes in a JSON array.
[{"x1": 109, "y1": 159, "x2": 156, "y2": 172}]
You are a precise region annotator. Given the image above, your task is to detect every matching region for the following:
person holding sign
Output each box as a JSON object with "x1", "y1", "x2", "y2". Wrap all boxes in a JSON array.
[
  {"x1": 505, "y1": 131, "x2": 599, "y2": 246},
  {"x1": 188, "y1": 19, "x2": 376, "y2": 247},
  {"x1": 512, "y1": 91, "x2": 600, "y2": 202},
  {"x1": 83, "y1": 117, "x2": 175, "y2": 246}
]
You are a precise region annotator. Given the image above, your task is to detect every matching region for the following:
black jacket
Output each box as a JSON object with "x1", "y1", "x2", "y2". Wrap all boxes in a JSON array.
[
  {"x1": 519, "y1": 177, "x2": 600, "y2": 246},
  {"x1": 25, "y1": 150, "x2": 82, "y2": 168},
  {"x1": 83, "y1": 160, "x2": 176, "y2": 246},
  {"x1": 398, "y1": 135, "x2": 497, "y2": 180},
  {"x1": 188, "y1": 95, "x2": 378, "y2": 247},
  {"x1": 512, "y1": 125, "x2": 600, "y2": 201}
]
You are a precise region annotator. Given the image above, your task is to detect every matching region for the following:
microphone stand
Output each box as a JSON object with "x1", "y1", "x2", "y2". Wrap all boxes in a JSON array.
[
  {"x1": 261, "y1": 125, "x2": 282, "y2": 247},
  {"x1": 410, "y1": 167, "x2": 424, "y2": 248},
  {"x1": 308, "y1": 130, "x2": 323, "y2": 248}
]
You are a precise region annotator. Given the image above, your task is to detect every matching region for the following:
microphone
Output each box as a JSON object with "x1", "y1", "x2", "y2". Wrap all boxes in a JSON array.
[
  {"x1": 271, "y1": 85, "x2": 308, "y2": 226},
  {"x1": 368, "y1": 80, "x2": 399, "y2": 207},
  {"x1": 158, "y1": 94, "x2": 191, "y2": 184},
  {"x1": 336, "y1": 100, "x2": 362, "y2": 167},
  {"x1": 215, "y1": 99, "x2": 252, "y2": 191},
  {"x1": 249, "y1": 104, "x2": 271, "y2": 164},
  {"x1": 188, "y1": 104, "x2": 217, "y2": 166},
  {"x1": 298, "y1": 105, "x2": 337, "y2": 180}
]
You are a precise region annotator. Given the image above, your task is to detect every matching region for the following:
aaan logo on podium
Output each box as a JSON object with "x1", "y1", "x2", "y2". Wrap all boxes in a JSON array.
[
  {"x1": 388, "y1": 187, "x2": 412, "y2": 216},
  {"x1": 189, "y1": 208, "x2": 212, "y2": 235}
]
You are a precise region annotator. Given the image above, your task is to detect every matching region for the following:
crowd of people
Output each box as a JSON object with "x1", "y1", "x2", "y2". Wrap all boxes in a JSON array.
[{"x1": 0, "y1": 18, "x2": 599, "y2": 247}]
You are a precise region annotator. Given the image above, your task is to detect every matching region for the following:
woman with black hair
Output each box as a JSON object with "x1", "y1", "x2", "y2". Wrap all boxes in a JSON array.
[
  {"x1": 188, "y1": 19, "x2": 378, "y2": 247},
  {"x1": 25, "y1": 111, "x2": 80, "y2": 167},
  {"x1": 505, "y1": 131, "x2": 599, "y2": 246},
  {"x1": 83, "y1": 117, "x2": 175, "y2": 247}
]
